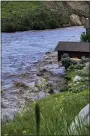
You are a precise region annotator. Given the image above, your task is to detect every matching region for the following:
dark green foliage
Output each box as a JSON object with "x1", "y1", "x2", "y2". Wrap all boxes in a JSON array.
[
  {"x1": 61, "y1": 53, "x2": 69, "y2": 58},
  {"x1": 1, "y1": 2, "x2": 69, "y2": 32},
  {"x1": 61, "y1": 54, "x2": 72, "y2": 69},
  {"x1": 68, "y1": 64, "x2": 75, "y2": 70},
  {"x1": 61, "y1": 54, "x2": 88, "y2": 70},
  {"x1": 74, "y1": 63, "x2": 85, "y2": 70},
  {"x1": 80, "y1": 31, "x2": 90, "y2": 42},
  {"x1": 64, "y1": 75, "x2": 71, "y2": 81},
  {"x1": 61, "y1": 58, "x2": 71, "y2": 69},
  {"x1": 80, "y1": 32, "x2": 88, "y2": 42}
]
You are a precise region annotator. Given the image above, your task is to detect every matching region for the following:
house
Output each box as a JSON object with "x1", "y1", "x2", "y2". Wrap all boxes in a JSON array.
[{"x1": 55, "y1": 41, "x2": 90, "y2": 61}]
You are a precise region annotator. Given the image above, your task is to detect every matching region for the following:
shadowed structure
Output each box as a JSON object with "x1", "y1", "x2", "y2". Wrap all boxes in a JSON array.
[{"x1": 55, "y1": 41, "x2": 90, "y2": 61}]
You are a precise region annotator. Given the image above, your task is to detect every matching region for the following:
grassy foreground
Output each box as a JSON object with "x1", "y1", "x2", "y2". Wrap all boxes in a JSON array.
[{"x1": 2, "y1": 89, "x2": 89, "y2": 136}]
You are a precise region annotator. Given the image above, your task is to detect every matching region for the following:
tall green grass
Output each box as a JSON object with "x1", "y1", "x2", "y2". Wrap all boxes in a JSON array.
[{"x1": 2, "y1": 89, "x2": 89, "y2": 136}]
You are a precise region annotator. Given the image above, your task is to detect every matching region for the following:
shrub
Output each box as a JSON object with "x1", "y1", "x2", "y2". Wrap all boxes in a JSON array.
[
  {"x1": 61, "y1": 53, "x2": 69, "y2": 58},
  {"x1": 74, "y1": 64, "x2": 85, "y2": 70},
  {"x1": 61, "y1": 57, "x2": 72, "y2": 69},
  {"x1": 81, "y1": 56, "x2": 89, "y2": 63},
  {"x1": 68, "y1": 64, "x2": 75, "y2": 70},
  {"x1": 61, "y1": 54, "x2": 73, "y2": 69},
  {"x1": 1, "y1": 18, "x2": 16, "y2": 32},
  {"x1": 80, "y1": 32, "x2": 88, "y2": 42},
  {"x1": 1, "y1": 3, "x2": 70, "y2": 32},
  {"x1": 80, "y1": 31, "x2": 90, "y2": 42},
  {"x1": 47, "y1": 18, "x2": 59, "y2": 29}
]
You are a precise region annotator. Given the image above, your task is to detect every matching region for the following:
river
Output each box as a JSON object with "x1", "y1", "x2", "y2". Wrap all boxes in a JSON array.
[{"x1": 1, "y1": 26, "x2": 85, "y2": 123}]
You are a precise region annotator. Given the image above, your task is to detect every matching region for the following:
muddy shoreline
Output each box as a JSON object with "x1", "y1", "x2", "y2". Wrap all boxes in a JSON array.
[{"x1": 2, "y1": 51, "x2": 66, "y2": 123}]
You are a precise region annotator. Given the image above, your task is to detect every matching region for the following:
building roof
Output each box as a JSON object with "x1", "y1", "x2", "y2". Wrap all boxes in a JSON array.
[{"x1": 55, "y1": 42, "x2": 90, "y2": 52}]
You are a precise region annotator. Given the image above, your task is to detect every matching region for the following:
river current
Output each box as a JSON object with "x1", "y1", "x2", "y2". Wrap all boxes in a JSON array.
[{"x1": 2, "y1": 26, "x2": 85, "y2": 80}]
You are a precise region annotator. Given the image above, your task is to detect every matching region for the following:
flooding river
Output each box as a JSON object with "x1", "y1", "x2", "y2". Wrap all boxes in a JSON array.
[
  {"x1": 1, "y1": 26, "x2": 85, "y2": 122},
  {"x1": 2, "y1": 26, "x2": 85, "y2": 80}
]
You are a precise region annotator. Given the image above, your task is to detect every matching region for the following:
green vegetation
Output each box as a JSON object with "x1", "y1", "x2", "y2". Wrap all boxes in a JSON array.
[
  {"x1": 61, "y1": 53, "x2": 77, "y2": 69},
  {"x1": 1, "y1": 1, "x2": 70, "y2": 32},
  {"x1": 2, "y1": 1, "x2": 89, "y2": 32},
  {"x1": 80, "y1": 32, "x2": 89, "y2": 42},
  {"x1": 62, "y1": 54, "x2": 89, "y2": 93},
  {"x1": 80, "y1": 29, "x2": 90, "y2": 42},
  {"x1": 2, "y1": 89, "x2": 89, "y2": 136}
]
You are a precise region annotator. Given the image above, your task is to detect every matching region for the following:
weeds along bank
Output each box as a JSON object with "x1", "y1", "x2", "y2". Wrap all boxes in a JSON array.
[
  {"x1": 1, "y1": 91, "x2": 89, "y2": 136},
  {"x1": 1, "y1": 1, "x2": 89, "y2": 32},
  {"x1": 2, "y1": 54, "x2": 89, "y2": 136}
]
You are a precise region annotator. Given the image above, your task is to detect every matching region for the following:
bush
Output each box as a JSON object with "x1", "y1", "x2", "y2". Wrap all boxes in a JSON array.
[
  {"x1": 68, "y1": 64, "x2": 75, "y2": 70},
  {"x1": 1, "y1": 3, "x2": 70, "y2": 32},
  {"x1": 78, "y1": 64, "x2": 89, "y2": 77},
  {"x1": 61, "y1": 53, "x2": 69, "y2": 58},
  {"x1": 80, "y1": 31, "x2": 90, "y2": 42},
  {"x1": 61, "y1": 54, "x2": 76, "y2": 69},
  {"x1": 1, "y1": 18, "x2": 16, "y2": 32},
  {"x1": 81, "y1": 56, "x2": 89, "y2": 63},
  {"x1": 33, "y1": 21, "x2": 46, "y2": 30},
  {"x1": 61, "y1": 57, "x2": 72, "y2": 69},
  {"x1": 47, "y1": 18, "x2": 59, "y2": 29},
  {"x1": 74, "y1": 63, "x2": 85, "y2": 70}
]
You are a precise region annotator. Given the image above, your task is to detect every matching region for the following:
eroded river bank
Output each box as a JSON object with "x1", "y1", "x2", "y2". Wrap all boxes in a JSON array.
[{"x1": 2, "y1": 51, "x2": 66, "y2": 123}]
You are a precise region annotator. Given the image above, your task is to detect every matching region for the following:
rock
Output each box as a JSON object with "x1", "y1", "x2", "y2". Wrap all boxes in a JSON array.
[
  {"x1": 54, "y1": 89, "x2": 60, "y2": 94},
  {"x1": 34, "y1": 87, "x2": 39, "y2": 92},
  {"x1": 67, "y1": 1, "x2": 89, "y2": 18},
  {"x1": 69, "y1": 104, "x2": 90, "y2": 135},
  {"x1": 80, "y1": 16, "x2": 86, "y2": 26},
  {"x1": 38, "y1": 91, "x2": 49, "y2": 99},
  {"x1": 35, "y1": 79, "x2": 42, "y2": 87},
  {"x1": 49, "y1": 67, "x2": 65, "y2": 76},
  {"x1": 48, "y1": 89, "x2": 54, "y2": 94},
  {"x1": 2, "y1": 108, "x2": 18, "y2": 124},
  {"x1": 85, "y1": 62, "x2": 89, "y2": 67},
  {"x1": 37, "y1": 68, "x2": 47, "y2": 76},
  {"x1": 41, "y1": 64, "x2": 65, "y2": 76},
  {"x1": 46, "y1": 51, "x2": 51, "y2": 54},
  {"x1": 29, "y1": 82, "x2": 35, "y2": 88},
  {"x1": 48, "y1": 81, "x2": 53, "y2": 86},
  {"x1": 69, "y1": 14, "x2": 82, "y2": 26},
  {"x1": 1, "y1": 102, "x2": 7, "y2": 108},
  {"x1": 73, "y1": 76, "x2": 82, "y2": 82}
]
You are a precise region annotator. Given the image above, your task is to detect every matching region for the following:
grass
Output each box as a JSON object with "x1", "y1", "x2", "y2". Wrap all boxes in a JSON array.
[
  {"x1": 66, "y1": 70, "x2": 78, "y2": 80},
  {"x1": 1, "y1": 1, "x2": 70, "y2": 32},
  {"x1": 2, "y1": 89, "x2": 89, "y2": 136},
  {"x1": 1, "y1": 1, "x2": 43, "y2": 18}
]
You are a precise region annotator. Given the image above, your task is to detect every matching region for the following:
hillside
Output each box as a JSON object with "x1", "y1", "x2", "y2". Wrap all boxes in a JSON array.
[{"x1": 1, "y1": 1, "x2": 89, "y2": 32}]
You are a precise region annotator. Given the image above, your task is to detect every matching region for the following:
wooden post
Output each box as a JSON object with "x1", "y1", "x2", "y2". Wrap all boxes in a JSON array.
[{"x1": 85, "y1": 18, "x2": 89, "y2": 35}]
